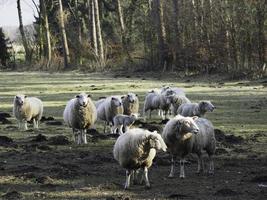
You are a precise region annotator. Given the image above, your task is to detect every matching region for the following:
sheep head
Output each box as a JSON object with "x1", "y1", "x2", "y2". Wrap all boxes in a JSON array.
[
  {"x1": 76, "y1": 93, "x2": 91, "y2": 107},
  {"x1": 175, "y1": 115, "x2": 199, "y2": 140},
  {"x1": 111, "y1": 97, "x2": 122, "y2": 107},
  {"x1": 199, "y1": 101, "x2": 215, "y2": 113},
  {"x1": 146, "y1": 131, "x2": 167, "y2": 152},
  {"x1": 15, "y1": 94, "x2": 27, "y2": 106}
]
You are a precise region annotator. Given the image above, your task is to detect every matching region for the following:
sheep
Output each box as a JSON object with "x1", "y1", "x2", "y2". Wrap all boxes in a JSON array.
[
  {"x1": 13, "y1": 94, "x2": 43, "y2": 130},
  {"x1": 177, "y1": 101, "x2": 215, "y2": 117},
  {"x1": 166, "y1": 94, "x2": 191, "y2": 116},
  {"x1": 112, "y1": 113, "x2": 138, "y2": 135},
  {"x1": 113, "y1": 128, "x2": 167, "y2": 189},
  {"x1": 143, "y1": 90, "x2": 161, "y2": 121},
  {"x1": 122, "y1": 93, "x2": 139, "y2": 116},
  {"x1": 161, "y1": 86, "x2": 185, "y2": 96},
  {"x1": 95, "y1": 96, "x2": 124, "y2": 133},
  {"x1": 63, "y1": 93, "x2": 97, "y2": 144},
  {"x1": 162, "y1": 115, "x2": 216, "y2": 178}
]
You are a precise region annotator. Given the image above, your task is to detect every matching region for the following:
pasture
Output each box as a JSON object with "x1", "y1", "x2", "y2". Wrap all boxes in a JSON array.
[{"x1": 0, "y1": 72, "x2": 266, "y2": 199}]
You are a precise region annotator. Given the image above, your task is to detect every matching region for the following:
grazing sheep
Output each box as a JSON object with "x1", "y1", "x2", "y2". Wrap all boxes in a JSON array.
[
  {"x1": 143, "y1": 90, "x2": 161, "y2": 121},
  {"x1": 96, "y1": 96, "x2": 124, "y2": 133},
  {"x1": 112, "y1": 113, "x2": 138, "y2": 135},
  {"x1": 113, "y1": 128, "x2": 167, "y2": 189},
  {"x1": 13, "y1": 94, "x2": 43, "y2": 130},
  {"x1": 177, "y1": 101, "x2": 215, "y2": 117},
  {"x1": 63, "y1": 93, "x2": 97, "y2": 144},
  {"x1": 162, "y1": 115, "x2": 216, "y2": 178},
  {"x1": 122, "y1": 93, "x2": 139, "y2": 115},
  {"x1": 166, "y1": 94, "x2": 191, "y2": 116}
]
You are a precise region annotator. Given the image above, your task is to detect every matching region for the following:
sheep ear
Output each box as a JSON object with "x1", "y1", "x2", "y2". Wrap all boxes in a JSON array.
[
  {"x1": 76, "y1": 95, "x2": 80, "y2": 98},
  {"x1": 192, "y1": 116, "x2": 198, "y2": 121},
  {"x1": 87, "y1": 94, "x2": 91, "y2": 98},
  {"x1": 15, "y1": 95, "x2": 19, "y2": 99},
  {"x1": 24, "y1": 95, "x2": 27, "y2": 98},
  {"x1": 111, "y1": 97, "x2": 116, "y2": 100},
  {"x1": 121, "y1": 96, "x2": 125, "y2": 99}
]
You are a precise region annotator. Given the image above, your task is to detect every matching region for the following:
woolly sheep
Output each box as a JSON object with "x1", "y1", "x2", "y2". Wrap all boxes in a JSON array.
[
  {"x1": 13, "y1": 94, "x2": 43, "y2": 130},
  {"x1": 143, "y1": 90, "x2": 161, "y2": 121},
  {"x1": 122, "y1": 93, "x2": 139, "y2": 115},
  {"x1": 96, "y1": 96, "x2": 124, "y2": 133},
  {"x1": 162, "y1": 115, "x2": 216, "y2": 178},
  {"x1": 63, "y1": 93, "x2": 97, "y2": 144},
  {"x1": 166, "y1": 94, "x2": 191, "y2": 116},
  {"x1": 112, "y1": 113, "x2": 138, "y2": 135},
  {"x1": 161, "y1": 86, "x2": 185, "y2": 96},
  {"x1": 113, "y1": 128, "x2": 167, "y2": 189},
  {"x1": 177, "y1": 101, "x2": 215, "y2": 117}
]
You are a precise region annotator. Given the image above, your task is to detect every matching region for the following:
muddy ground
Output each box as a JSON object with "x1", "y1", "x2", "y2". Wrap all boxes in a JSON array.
[{"x1": 0, "y1": 118, "x2": 266, "y2": 200}]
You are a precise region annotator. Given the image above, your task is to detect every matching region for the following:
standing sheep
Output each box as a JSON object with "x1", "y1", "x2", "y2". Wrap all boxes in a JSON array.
[
  {"x1": 96, "y1": 96, "x2": 124, "y2": 133},
  {"x1": 63, "y1": 93, "x2": 97, "y2": 144},
  {"x1": 122, "y1": 93, "x2": 139, "y2": 115},
  {"x1": 113, "y1": 128, "x2": 167, "y2": 189},
  {"x1": 112, "y1": 113, "x2": 138, "y2": 135},
  {"x1": 166, "y1": 94, "x2": 191, "y2": 116},
  {"x1": 177, "y1": 101, "x2": 215, "y2": 117},
  {"x1": 162, "y1": 115, "x2": 216, "y2": 178},
  {"x1": 13, "y1": 94, "x2": 43, "y2": 130},
  {"x1": 143, "y1": 90, "x2": 161, "y2": 121}
]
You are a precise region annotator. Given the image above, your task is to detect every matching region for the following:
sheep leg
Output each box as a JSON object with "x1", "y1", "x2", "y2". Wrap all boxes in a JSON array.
[
  {"x1": 33, "y1": 118, "x2": 37, "y2": 129},
  {"x1": 18, "y1": 121, "x2": 21, "y2": 129},
  {"x1": 179, "y1": 159, "x2": 185, "y2": 178},
  {"x1": 149, "y1": 110, "x2": 152, "y2": 119},
  {"x1": 133, "y1": 169, "x2": 140, "y2": 185},
  {"x1": 143, "y1": 167, "x2": 150, "y2": 189},
  {"x1": 119, "y1": 125, "x2": 123, "y2": 135},
  {"x1": 124, "y1": 126, "x2": 129, "y2": 133},
  {"x1": 168, "y1": 156, "x2": 175, "y2": 178},
  {"x1": 24, "y1": 121, "x2": 28, "y2": 130},
  {"x1": 124, "y1": 170, "x2": 133, "y2": 190},
  {"x1": 208, "y1": 155, "x2": 214, "y2": 175},
  {"x1": 77, "y1": 131, "x2": 82, "y2": 145},
  {"x1": 83, "y1": 129, "x2": 87, "y2": 144},
  {"x1": 197, "y1": 154, "x2": 205, "y2": 174},
  {"x1": 72, "y1": 129, "x2": 77, "y2": 143}
]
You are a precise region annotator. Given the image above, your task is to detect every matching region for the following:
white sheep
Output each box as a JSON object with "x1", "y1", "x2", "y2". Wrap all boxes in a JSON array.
[
  {"x1": 122, "y1": 93, "x2": 139, "y2": 115},
  {"x1": 13, "y1": 94, "x2": 43, "y2": 130},
  {"x1": 63, "y1": 93, "x2": 97, "y2": 144},
  {"x1": 166, "y1": 94, "x2": 191, "y2": 116},
  {"x1": 143, "y1": 90, "x2": 161, "y2": 121},
  {"x1": 162, "y1": 115, "x2": 216, "y2": 178},
  {"x1": 161, "y1": 86, "x2": 185, "y2": 96},
  {"x1": 112, "y1": 113, "x2": 138, "y2": 135},
  {"x1": 177, "y1": 101, "x2": 215, "y2": 117},
  {"x1": 95, "y1": 96, "x2": 124, "y2": 133},
  {"x1": 113, "y1": 128, "x2": 167, "y2": 189}
]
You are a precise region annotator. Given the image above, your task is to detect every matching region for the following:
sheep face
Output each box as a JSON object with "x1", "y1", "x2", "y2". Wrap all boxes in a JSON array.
[
  {"x1": 200, "y1": 101, "x2": 215, "y2": 112},
  {"x1": 15, "y1": 95, "x2": 27, "y2": 106},
  {"x1": 76, "y1": 93, "x2": 90, "y2": 107},
  {"x1": 111, "y1": 97, "x2": 122, "y2": 107},
  {"x1": 126, "y1": 93, "x2": 137, "y2": 103},
  {"x1": 176, "y1": 116, "x2": 199, "y2": 138},
  {"x1": 147, "y1": 132, "x2": 167, "y2": 152}
]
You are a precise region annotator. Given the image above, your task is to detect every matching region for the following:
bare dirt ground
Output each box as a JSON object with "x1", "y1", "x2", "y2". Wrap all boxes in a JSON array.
[{"x1": 0, "y1": 72, "x2": 266, "y2": 199}]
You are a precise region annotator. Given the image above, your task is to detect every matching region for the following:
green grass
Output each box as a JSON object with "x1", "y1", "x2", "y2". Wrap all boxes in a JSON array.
[{"x1": 0, "y1": 72, "x2": 266, "y2": 199}]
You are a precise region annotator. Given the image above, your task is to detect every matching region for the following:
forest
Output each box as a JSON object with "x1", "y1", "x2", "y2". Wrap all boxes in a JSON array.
[{"x1": 0, "y1": 0, "x2": 266, "y2": 77}]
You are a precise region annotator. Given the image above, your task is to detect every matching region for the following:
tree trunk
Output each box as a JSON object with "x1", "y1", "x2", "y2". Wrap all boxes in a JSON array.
[
  {"x1": 75, "y1": 0, "x2": 82, "y2": 65},
  {"x1": 58, "y1": 0, "x2": 70, "y2": 68},
  {"x1": 89, "y1": 0, "x2": 98, "y2": 57},
  {"x1": 17, "y1": 0, "x2": 31, "y2": 63},
  {"x1": 154, "y1": 0, "x2": 168, "y2": 71},
  {"x1": 94, "y1": 0, "x2": 104, "y2": 64},
  {"x1": 172, "y1": 0, "x2": 181, "y2": 68},
  {"x1": 40, "y1": 0, "x2": 51, "y2": 67}
]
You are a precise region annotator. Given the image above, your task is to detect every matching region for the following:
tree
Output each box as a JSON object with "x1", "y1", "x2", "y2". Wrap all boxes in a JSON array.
[
  {"x1": 17, "y1": 0, "x2": 32, "y2": 63},
  {"x1": 58, "y1": 0, "x2": 70, "y2": 68},
  {"x1": 94, "y1": 0, "x2": 104, "y2": 64},
  {"x1": 0, "y1": 28, "x2": 10, "y2": 67}
]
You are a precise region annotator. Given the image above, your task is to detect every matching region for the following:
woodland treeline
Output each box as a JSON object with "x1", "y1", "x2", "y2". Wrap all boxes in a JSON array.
[{"x1": 1, "y1": 0, "x2": 267, "y2": 75}]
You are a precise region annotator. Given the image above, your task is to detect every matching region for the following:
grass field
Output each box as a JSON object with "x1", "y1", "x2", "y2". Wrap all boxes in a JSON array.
[{"x1": 0, "y1": 72, "x2": 266, "y2": 199}]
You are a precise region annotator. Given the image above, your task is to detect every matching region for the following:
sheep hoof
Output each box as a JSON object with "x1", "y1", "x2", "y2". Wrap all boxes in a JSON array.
[
  {"x1": 208, "y1": 171, "x2": 214, "y2": 175},
  {"x1": 168, "y1": 175, "x2": 174, "y2": 178},
  {"x1": 145, "y1": 185, "x2": 151, "y2": 189},
  {"x1": 179, "y1": 175, "x2": 185, "y2": 179}
]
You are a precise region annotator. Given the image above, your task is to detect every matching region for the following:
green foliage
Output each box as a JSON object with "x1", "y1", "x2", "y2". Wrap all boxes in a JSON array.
[{"x1": 0, "y1": 28, "x2": 11, "y2": 67}]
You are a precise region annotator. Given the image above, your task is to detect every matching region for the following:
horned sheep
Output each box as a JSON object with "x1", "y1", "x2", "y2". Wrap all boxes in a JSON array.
[
  {"x1": 13, "y1": 94, "x2": 43, "y2": 130},
  {"x1": 177, "y1": 101, "x2": 215, "y2": 117},
  {"x1": 113, "y1": 128, "x2": 167, "y2": 189},
  {"x1": 63, "y1": 93, "x2": 97, "y2": 144},
  {"x1": 162, "y1": 115, "x2": 216, "y2": 178}
]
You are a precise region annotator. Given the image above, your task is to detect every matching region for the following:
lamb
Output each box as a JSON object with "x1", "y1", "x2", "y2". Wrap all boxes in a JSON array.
[
  {"x1": 95, "y1": 96, "x2": 124, "y2": 133},
  {"x1": 112, "y1": 113, "x2": 138, "y2": 135},
  {"x1": 113, "y1": 128, "x2": 167, "y2": 189},
  {"x1": 166, "y1": 94, "x2": 191, "y2": 116},
  {"x1": 63, "y1": 93, "x2": 97, "y2": 144},
  {"x1": 177, "y1": 101, "x2": 215, "y2": 117},
  {"x1": 13, "y1": 94, "x2": 43, "y2": 130},
  {"x1": 162, "y1": 115, "x2": 216, "y2": 178},
  {"x1": 122, "y1": 93, "x2": 139, "y2": 115}
]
